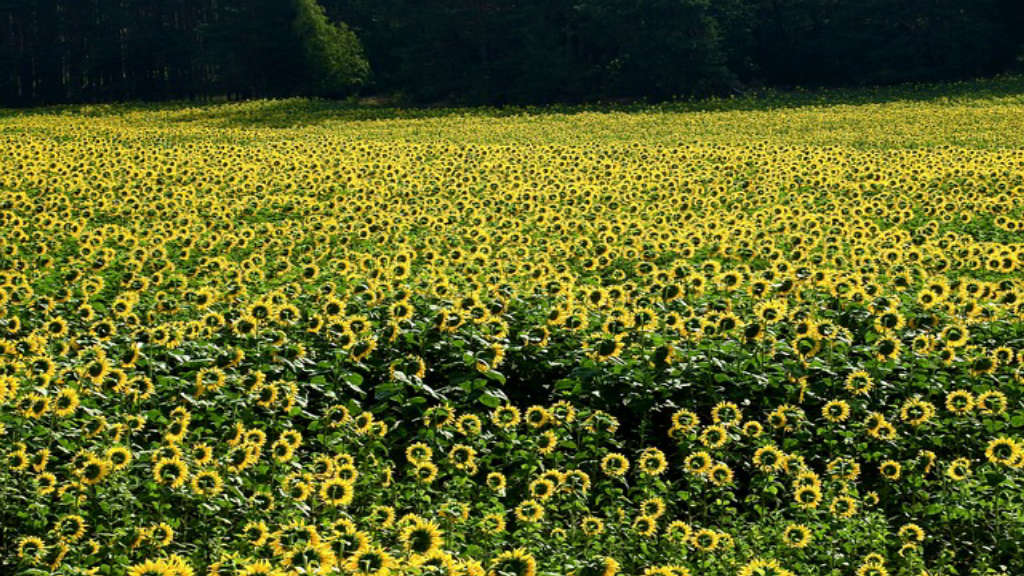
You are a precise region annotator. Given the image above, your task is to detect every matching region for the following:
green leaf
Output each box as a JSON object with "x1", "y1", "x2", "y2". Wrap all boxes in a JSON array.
[
  {"x1": 478, "y1": 391, "x2": 503, "y2": 408},
  {"x1": 483, "y1": 370, "x2": 506, "y2": 384}
]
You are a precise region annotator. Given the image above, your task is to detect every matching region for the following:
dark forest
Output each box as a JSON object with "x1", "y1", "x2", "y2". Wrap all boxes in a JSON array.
[{"x1": 2, "y1": 0, "x2": 1023, "y2": 106}]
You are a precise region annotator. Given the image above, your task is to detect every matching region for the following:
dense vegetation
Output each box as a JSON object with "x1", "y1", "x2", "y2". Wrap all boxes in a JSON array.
[
  {"x1": 2, "y1": 0, "x2": 1024, "y2": 106},
  {"x1": 1, "y1": 84, "x2": 1023, "y2": 575}
]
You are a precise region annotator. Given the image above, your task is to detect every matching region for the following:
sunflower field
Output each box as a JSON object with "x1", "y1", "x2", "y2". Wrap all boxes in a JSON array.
[{"x1": 1, "y1": 89, "x2": 1024, "y2": 576}]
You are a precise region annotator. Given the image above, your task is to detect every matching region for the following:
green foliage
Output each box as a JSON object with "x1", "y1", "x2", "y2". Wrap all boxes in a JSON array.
[{"x1": 292, "y1": 0, "x2": 370, "y2": 97}]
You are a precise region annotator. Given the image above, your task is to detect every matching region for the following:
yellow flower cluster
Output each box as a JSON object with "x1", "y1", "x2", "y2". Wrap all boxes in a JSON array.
[{"x1": 0, "y1": 95, "x2": 1022, "y2": 576}]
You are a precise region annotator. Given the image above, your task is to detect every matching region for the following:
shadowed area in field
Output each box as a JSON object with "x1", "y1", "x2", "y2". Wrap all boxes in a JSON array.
[{"x1": 3, "y1": 76, "x2": 1024, "y2": 131}]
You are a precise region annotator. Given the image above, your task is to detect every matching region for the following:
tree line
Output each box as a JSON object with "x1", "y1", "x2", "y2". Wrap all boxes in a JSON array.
[{"x1": 2, "y1": 0, "x2": 1023, "y2": 107}]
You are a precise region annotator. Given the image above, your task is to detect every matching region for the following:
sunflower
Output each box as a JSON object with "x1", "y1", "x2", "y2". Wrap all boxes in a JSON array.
[
  {"x1": 632, "y1": 515, "x2": 658, "y2": 537},
  {"x1": 684, "y1": 451, "x2": 712, "y2": 475},
  {"x1": 232, "y1": 315, "x2": 258, "y2": 337},
  {"x1": 354, "y1": 411, "x2": 375, "y2": 435},
  {"x1": 844, "y1": 370, "x2": 874, "y2": 395},
  {"x1": 180, "y1": 466, "x2": 219, "y2": 495},
  {"x1": 638, "y1": 497, "x2": 666, "y2": 519},
  {"x1": 486, "y1": 472, "x2": 507, "y2": 492},
  {"x1": 822, "y1": 399, "x2": 851, "y2": 423},
  {"x1": 151, "y1": 522, "x2": 174, "y2": 547},
  {"x1": 946, "y1": 457, "x2": 972, "y2": 481},
  {"x1": 45, "y1": 317, "x2": 68, "y2": 338},
  {"x1": 976, "y1": 390, "x2": 1008, "y2": 415},
  {"x1": 753, "y1": 445, "x2": 784, "y2": 473},
  {"x1": 708, "y1": 463, "x2": 734, "y2": 486},
  {"x1": 488, "y1": 549, "x2": 537, "y2": 576},
  {"x1": 738, "y1": 559, "x2": 794, "y2": 576},
  {"x1": 331, "y1": 527, "x2": 371, "y2": 560},
  {"x1": 969, "y1": 352, "x2": 997, "y2": 376},
  {"x1": 826, "y1": 457, "x2": 861, "y2": 481},
  {"x1": 581, "y1": 515, "x2": 605, "y2": 537},
  {"x1": 361, "y1": 505, "x2": 395, "y2": 530},
  {"x1": 600, "y1": 453, "x2": 629, "y2": 477},
  {"x1": 242, "y1": 521, "x2": 270, "y2": 547},
  {"x1": 742, "y1": 420, "x2": 763, "y2": 437},
  {"x1": 423, "y1": 404, "x2": 455, "y2": 429},
  {"x1": 22, "y1": 393, "x2": 49, "y2": 419},
  {"x1": 910, "y1": 334, "x2": 933, "y2": 355},
  {"x1": 944, "y1": 390, "x2": 974, "y2": 415},
  {"x1": 238, "y1": 559, "x2": 276, "y2": 575},
  {"x1": 482, "y1": 512, "x2": 507, "y2": 535},
  {"x1": 271, "y1": 520, "x2": 321, "y2": 555},
  {"x1": 410, "y1": 550, "x2": 460, "y2": 575},
  {"x1": 35, "y1": 471, "x2": 57, "y2": 495},
  {"x1": 164, "y1": 417, "x2": 189, "y2": 444},
  {"x1": 830, "y1": 495, "x2": 858, "y2": 518},
  {"x1": 126, "y1": 558, "x2": 172, "y2": 576},
  {"x1": 283, "y1": 543, "x2": 337, "y2": 574},
  {"x1": 456, "y1": 413, "x2": 483, "y2": 436},
  {"x1": 77, "y1": 454, "x2": 110, "y2": 486},
  {"x1": 595, "y1": 557, "x2": 620, "y2": 576},
  {"x1": 29, "y1": 448, "x2": 49, "y2": 473},
  {"x1": 879, "y1": 459, "x2": 902, "y2": 481},
  {"x1": 898, "y1": 523, "x2": 925, "y2": 543},
  {"x1": 195, "y1": 367, "x2": 226, "y2": 397},
  {"x1": 401, "y1": 519, "x2": 444, "y2": 556},
  {"x1": 253, "y1": 382, "x2": 279, "y2": 409},
  {"x1": 588, "y1": 334, "x2": 625, "y2": 362},
  {"x1": 699, "y1": 425, "x2": 728, "y2": 449},
  {"x1": 792, "y1": 470, "x2": 821, "y2": 490},
  {"x1": 867, "y1": 421, "x2": 897, "y2": 441},
  {"x1": 53, "y1": 387, "x2": 80, "y2": 417},
  {"x1": 873, "y1": 333, "x2": 901, "y2": 361},
  {"x1": 795, "y1": 485, "x2": 822, "y2": 509},
  {"x1": 900, "y1": 398, "x2": 935, "y2": 426},
  {"x1": 524, "y1": 405, "x2": 551, "y2": 428},
  {"x1": 406, "y1": 442, "x2": 433, "y2": 464},
  {"x1": 941, "y1": 324, "x2": 969, "y2": 347},
  {"x1": 638, "y1": 448, "x2": 667, "y2": 476},
  {"x1": 781, "y1": 523, "x2": 811, "y2": 548},
  {"x1": 55, "y1": 513, "x2": 87, "y2": 543},
  {"x1": 690, "y1": 528, "x2": 720, "y2": 552},
  {"x1": 755, "y1": 299, "x2": 787, "y2": 324},
  {"x1": 514, "y1": 499, "x2": 544, "y2": 523},
  {"x1": 565, "y1": 469, "x2": 591, "y2": 494},
  {"x1": 529, "y1": 478, "x2": 556, "y2": 501},
  {"x1": 937, "y1": 346, "x2": 957, "y2": 366},
  {"x1": 492, "y1": 405, "x2": 521, "y2": 430},
  {"x1": 767, "y1": 407, "x2": 789, "y2": 430},
  {"x1": 389, "y1": 354, "x2": 426, "y2": 380},
  {"x1": 153, "y1": 457, "x2": 188, "y2": 489},
  {"x1": 985, "y1": 437, "x2": 1020, "y2": 466},
  {"x1": 17, "y1": 536, "x2": 45, "y2": 564},
  {"x1": 670, "y1": 409, "x2": 700, "y2": 433},
  {"x1": 414, "y1": 462, "x2": 438, "y2": 485},
  {"x1": 664, "y1": 521, "x2": 692, "y2": 543}
]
